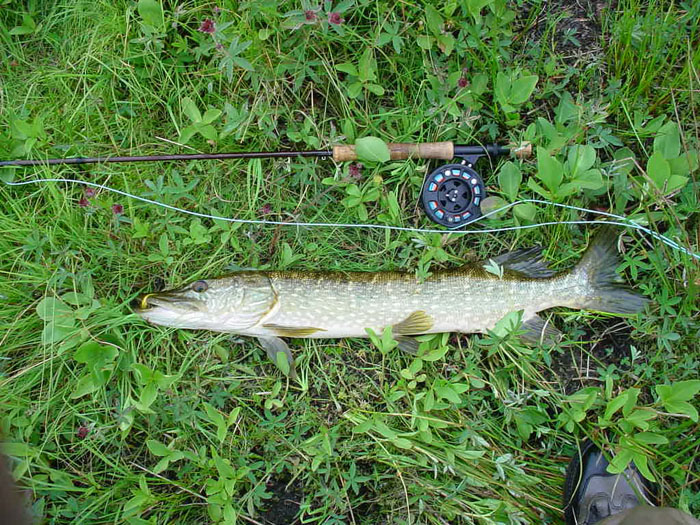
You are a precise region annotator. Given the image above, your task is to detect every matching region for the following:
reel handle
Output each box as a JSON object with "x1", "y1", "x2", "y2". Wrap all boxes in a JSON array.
[
  {"x1": 333, "y1": 141, "x2": 455, "y2": 162},
  {"x1": 332, "y1": 141, "x2": 531, "y2": 162}
]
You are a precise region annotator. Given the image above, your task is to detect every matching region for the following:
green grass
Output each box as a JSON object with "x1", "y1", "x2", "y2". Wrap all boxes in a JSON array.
[{"x1": 1, "y1": 0, "x2": 699, "y2": 523}]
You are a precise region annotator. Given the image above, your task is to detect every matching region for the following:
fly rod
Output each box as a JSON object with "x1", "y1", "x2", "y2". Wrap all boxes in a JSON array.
[{"x1": 0, "y1": 140, "x2": 532, "y2": 228}]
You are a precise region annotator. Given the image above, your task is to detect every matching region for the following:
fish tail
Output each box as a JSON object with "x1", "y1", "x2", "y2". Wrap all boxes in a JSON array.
[{"x1": 571, "y1": 226, "x2": 649, "y2": 314}]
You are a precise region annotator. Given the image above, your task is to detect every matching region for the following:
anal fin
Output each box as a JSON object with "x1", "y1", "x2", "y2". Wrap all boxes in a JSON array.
[
  {"x1": 258, "y1": 336, "x2": 297, "y2": 379},
  {"x1": 396, "y1": 336, "x2": 420, "y2": 355},
  {"x1": 520, "y1": 314, "x2": 562, "y2": 345},
  {"x1": 393, "y1": 311, "x2": 433, "y2": 335}
]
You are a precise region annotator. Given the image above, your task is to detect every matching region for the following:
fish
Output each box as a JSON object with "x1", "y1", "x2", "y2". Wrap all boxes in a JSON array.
[{"x1": 132, "y1": 228, "x2": 648, "y2": 377}]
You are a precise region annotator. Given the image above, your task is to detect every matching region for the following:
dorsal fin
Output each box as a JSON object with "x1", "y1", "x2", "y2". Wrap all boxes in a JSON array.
[{"x1": 491, "y1": 246, "x2": 555, "y2": 278}]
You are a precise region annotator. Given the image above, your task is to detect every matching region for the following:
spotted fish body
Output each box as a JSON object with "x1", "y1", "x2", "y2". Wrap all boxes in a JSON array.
[
  {"x1": 134, "y1": 228, "x2": 647, "y2": 376},
  {"x1": 242, "y1": 268, "x2": 579, "y2": 339}
]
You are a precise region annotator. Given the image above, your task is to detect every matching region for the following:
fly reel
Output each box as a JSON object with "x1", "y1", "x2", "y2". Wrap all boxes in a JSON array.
[{"x1": 420, "y1": 143, "x2": 530, "y2": 228}]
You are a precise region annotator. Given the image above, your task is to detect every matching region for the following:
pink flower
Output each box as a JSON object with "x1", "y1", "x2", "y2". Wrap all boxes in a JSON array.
[
  {"x1": 457, "y1": 77, "x2": 468, "y2": 88},
  {"x1": 77, "y1": 426, "x2": 89, "y2": 439},
  {"x1": 84, "y1": 187, "x2": 96, "y2": 198},
  {"x1": 259, "y1": 204, "x2": 272, "y2": 215},
  {"x1": 78, "y1": 197, "x2": 89, "y2": 208},
  {"x1": 305, "y1": 10, "x2": 317, "y2": 21},
  {"x1": 213, "y1": 6, "x2": 221, "y2": 14},
  {"x1": 198, "y1": 18, "x2": 215, "y2": 34},
  {"x1": 328, "y1": 12, "x2": 343, "y2": 25},
  {"x1": 112, "y1": 203, "x2": 124, "y2": 215},
  {"x1": 348, "y1": 163, "x2": 363, "y2": 179}
]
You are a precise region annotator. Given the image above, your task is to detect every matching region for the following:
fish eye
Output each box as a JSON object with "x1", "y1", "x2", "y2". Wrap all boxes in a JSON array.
[{"x1": 192, "y1": 280, "x2": 208, "y2": 293}]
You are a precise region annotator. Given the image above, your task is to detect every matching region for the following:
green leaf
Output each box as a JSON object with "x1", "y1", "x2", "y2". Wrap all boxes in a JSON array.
[
  {"x1": 567, "y1": 145, "x2": 596, "y2": 176},
  {"x1": 36, "y1": 297, "x2": 74, "y2": 326},
  {"x1": 365, "y1": 83, "x2": 385, "y2": 96},
  {"x1": 526, "y1": 178, "x2": 552, "y2": 200},
  {"x1": 355, "y1": 136, "x2": 390, "y2": 163},
  {"x1": 436, "y1": 34, "x2": 455, "y2": 56},
  {"x1": 497, "y1": 161, "x2": 522, "y2": 201},
  {"x1": 74, "y1": 341, "x2": 119, "y2": 369},
  {"x1": 464, "y1": 0, "x2": 493, "y2": 22},
  {"x1": 0, "y1": 168, "x2": 16, "y2": 183},
  {"x1": 480, "y1": 196, "x2": 507, "y2": 218},
  {"x1": 233, "y1": 56, "x2": 253, "y2": 71},
  {"x1": 336, "y1": 63, "x2": 358, "y2": 76},
  {"x1": 656, "y1": 380, "x2": 700, "y2": 421},
  {"x1": 147, "y1": 440, "x2": 171, "y2": 457},
  {"x1": 70, "y1": 374, "x2": 101, "y2": 398},
  {"x1": 653, "y1": 121, "x2": 681, "y2": 159},
  {"x1": 435, "y1": 385, "x2": 461, "y2": 404},
  {"x1": 536, "y1": 147, "x2": 563, "y2": 192},
  {"x1": 572, "y1": 169, "x2": 604, "y2": 190},
  {"x1": 391, "y1": 437, "x2": 413, "y2": 449},
  {"x1": 137, "y1": 0, "x2": 164, "y2": 28},
  {"x1": 202, "y1": 109, "x2": 222, "y2": 125},
  {"x1": 179, "y1": 126, "x2": 197, "y2": 145},
  {"x1": 347, "y1": 82, "x2": 363, "y2": 98},
  {"x1": 153, "y1": 457, "x2": 171, "y2": 474},
  {"x1": 509, "y1": 75, "x2": 538, "y2": 105},
  {"x1": 624, "y1": 409, "x2": 655, "y2": 430},
  {"x1": 2, "y1": 442, "x2": 37, "y2": 458},
  {"x1": 424, "y1": 6, "x2": 443, "y2": 36},
  {"x1": 422, "y1": 345, "x2": 449, "y2": 362},
  {"x1": 132, "y1": 363, "x2": 154, "y2": 384},
  {"x1": 631, "y1": 451, "x2": 656, "y2": 482},
  {"x1": 416, "y1": 35, "x2": 432, "y2": 50},
  {"x1": 275, "y1": 351, "x2": 291, "y2": 377},
  {"x1": 139, "y1": 383, "x2": 158, "y2": 409},
  {"x1": 513, "y1": 202, "x2": 537, "y2": 222},
  {"x1": 41, "y1": 322, "x2": 75, "y2": 345},
  {"x1": 612, "y1": 147, "x2": 636, "y2": 176},
  {"x1": 607, "y1": 448, "x2": 634, "y2": 474},
  {"x1": 604, "y1": 391, "x2": 629, "y2": 421},
  {"x1": 622, "y1": 388, "x2": 640, "y2": 417},
  {"x1": 198, "y1": 124, "x2": 217, "y2": 141},
  {"x1": 357, "y1": 48, "x2": 377, "y2": 83},
  {"x1": 634, "y1": 432, "x2": 668, "y2": 445},
  {"x1": 181, "y1": 97, "x2": 202, "y2": 123},
  {"x1": 490, "y1": 311, "x2": 521, "y2": 337},
  {"x1": 494, "y1": 72, "x2": 510, "y2": 108},
  {"x1": 646, "y1": 152, "x2": 670, "y2": 190}
]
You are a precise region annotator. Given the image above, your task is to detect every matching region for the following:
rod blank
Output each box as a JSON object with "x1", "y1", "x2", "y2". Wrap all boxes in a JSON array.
[
  {"x1": 0, "y1": 150, "x2": 332, "y2": 167},
  {"x1": 0, "y1": 142, "x2": 531, "y2": 167}
]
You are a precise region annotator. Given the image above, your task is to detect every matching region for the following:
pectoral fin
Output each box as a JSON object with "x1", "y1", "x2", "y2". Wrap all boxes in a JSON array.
[
  {"x1": 393, "y1": 311, "x2": 434, "y2": 335},
  {"x1": 520, "y1": 314, "x2": 562, "y2": 345},
  {"x1": 258, "y1": 336, "x2": 297, "y2": 379},
  {"x1": 262, "y1": 324, "x2": 325, "y2": 337}
]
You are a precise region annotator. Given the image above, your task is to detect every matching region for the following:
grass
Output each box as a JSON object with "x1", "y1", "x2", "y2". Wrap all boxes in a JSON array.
[{"x1": 0, "y1": 0, "x2": 699, "y2": 523}]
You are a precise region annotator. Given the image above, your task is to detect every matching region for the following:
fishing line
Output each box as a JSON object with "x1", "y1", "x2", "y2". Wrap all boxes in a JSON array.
[{"x1": 4, "y1": 177, "x2": 699, "y2": 260}]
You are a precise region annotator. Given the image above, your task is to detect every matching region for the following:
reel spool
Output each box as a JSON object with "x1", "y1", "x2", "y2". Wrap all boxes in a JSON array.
[
  {"x1": 420, "y1": 143, "x2": 529, "y2": 228},
  {"x1": 421, "y1": 162, "x2": 484, "y2": 227}
]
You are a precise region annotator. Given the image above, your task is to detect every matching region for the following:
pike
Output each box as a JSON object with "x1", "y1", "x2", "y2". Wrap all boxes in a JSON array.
[{"x1": 133, "y1": 228, "x2": 648, "y2": 377}]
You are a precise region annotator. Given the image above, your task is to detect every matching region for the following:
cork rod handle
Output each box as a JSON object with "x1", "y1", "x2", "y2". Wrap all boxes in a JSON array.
[{"x1": 333, "y1": 141, "x2": 454, "y2": 162}]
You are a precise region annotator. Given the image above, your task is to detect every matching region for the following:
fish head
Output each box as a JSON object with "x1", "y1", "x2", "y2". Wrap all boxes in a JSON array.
[{"x1": 132, "y1": 274, "x2": 276, "y2": 331}]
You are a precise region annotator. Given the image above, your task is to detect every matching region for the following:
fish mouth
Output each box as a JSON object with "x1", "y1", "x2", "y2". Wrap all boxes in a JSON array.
[{"x1": 131, "y1": 292, "x2": 204, "y2": 313}]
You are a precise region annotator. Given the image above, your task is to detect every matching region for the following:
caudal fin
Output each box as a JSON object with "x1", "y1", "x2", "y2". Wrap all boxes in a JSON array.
[{"x1": 572, "y1": 227, "x2": 649, "y2": 314}]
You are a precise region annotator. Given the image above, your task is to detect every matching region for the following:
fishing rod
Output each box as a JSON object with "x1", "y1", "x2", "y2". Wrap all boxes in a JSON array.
[{"x1": 0, "y1": 140, "x2": 531, "y2": 227}]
